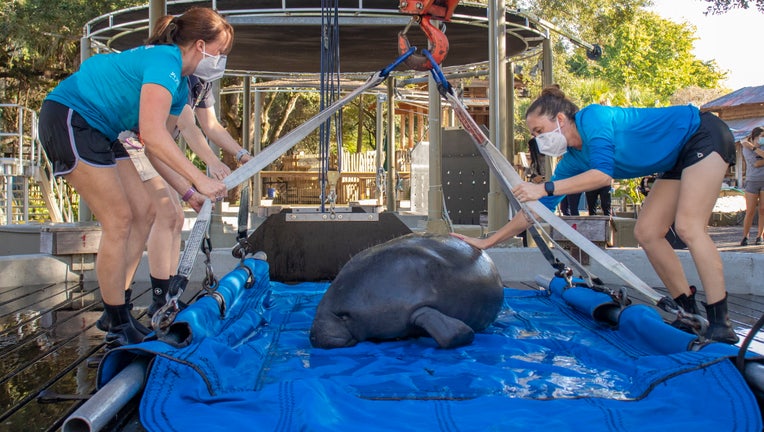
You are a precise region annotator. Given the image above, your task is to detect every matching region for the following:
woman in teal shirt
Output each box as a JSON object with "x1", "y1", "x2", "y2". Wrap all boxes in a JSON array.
[
  {"x1": 454, "y1": 86, "x2": 738, "y2": 344},
  {"x1": 38, "y1": 7, "x2": 233, "y2": 346}
]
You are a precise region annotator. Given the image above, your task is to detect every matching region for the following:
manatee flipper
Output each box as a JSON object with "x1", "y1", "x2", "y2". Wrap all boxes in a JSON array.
[{"x1": 410, "y1": 306, "x2": 475, "y2": 348}]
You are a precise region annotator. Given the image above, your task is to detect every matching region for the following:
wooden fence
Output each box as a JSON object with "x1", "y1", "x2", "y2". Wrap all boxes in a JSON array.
[{"x1": 262, "y1": 150, "x2": 411, "y2": 205}]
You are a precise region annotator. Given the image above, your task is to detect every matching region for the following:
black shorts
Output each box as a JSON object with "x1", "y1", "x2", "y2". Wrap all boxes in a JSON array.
[
  {"x1": 660, "y1": 112, "x2": 736, "y2": 180},
  {"x1": 38, "y1": 100, "x2": 128, "y2": 176}
]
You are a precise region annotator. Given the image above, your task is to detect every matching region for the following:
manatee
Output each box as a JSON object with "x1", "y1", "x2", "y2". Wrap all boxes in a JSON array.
[{"x1": 309, "y1": 233, "x2": 504, "y2": 349}]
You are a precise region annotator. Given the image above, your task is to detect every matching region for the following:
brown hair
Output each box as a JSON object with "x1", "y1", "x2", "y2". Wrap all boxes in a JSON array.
[
  {"x1": 525, "y1": 85, "x2": 579, "y2": 121},
  {"x1": 146, "y1": 7, "x2": 234, "y2": 54},
  {"x1": 750, "y1": 126, "x2": 764, "y2": 142}
]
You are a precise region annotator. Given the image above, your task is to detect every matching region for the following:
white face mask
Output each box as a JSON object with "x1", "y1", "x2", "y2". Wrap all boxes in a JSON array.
[
  {"x1": 758, "y1": 137, "x2": 764, "y2": 145},
  {"x1": 194, "y1": 43, "x2": 227, "y2": 82},
  {"x1": 535, "y1": 118, "x2": 568, "y2": 157}
]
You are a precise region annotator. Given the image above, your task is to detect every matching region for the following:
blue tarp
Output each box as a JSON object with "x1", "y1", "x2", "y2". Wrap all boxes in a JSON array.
[{"x1": 100, "y1": 258, "x2": 762, "y2": 431}]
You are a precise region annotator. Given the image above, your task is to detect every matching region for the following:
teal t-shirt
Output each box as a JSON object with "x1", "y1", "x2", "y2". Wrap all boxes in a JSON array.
[
  {"x1": 46, "y1": 44, "x2": 189, "y2": 141},
  {"x1": 540, "y1": 104, "x2": 701, "y2": 209}
]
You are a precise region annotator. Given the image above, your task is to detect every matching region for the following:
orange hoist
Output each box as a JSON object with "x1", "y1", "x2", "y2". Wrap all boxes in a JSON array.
[{"x1": 397, "y1": 0, "x2": 459, "y2": 71}]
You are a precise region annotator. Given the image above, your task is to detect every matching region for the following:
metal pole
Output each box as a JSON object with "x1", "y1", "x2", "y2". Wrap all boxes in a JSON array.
[
  {"x1": 78, "y1": 37, "x2": 93, "y2": 222},
  {"x1": 148, "y1": 0, "x2": 166, "y2": 34},
  {"x1": 62, "y1": 359, "x2": 148, "y2": 432},
  {"x1": 386, "y1": 77, "x2": 396, "y2": 211},
  {"x1": 425, "y1": 72, "x2": 449, "y2": 234},
  {"x1": 209, "y1": 80, "x2": 226, "y2": 247},
  {"x1": 243, "y1": 77, "x2": 256, "y2": 207},
  {"x1": 253, "y1": 84, "x2": 263, "y2": 203},
  {"x1": 542, "y1": 38, "x2": 556, "y2": 188},
  {"x1": 487, "y1": 0, "x2": 509, "y2": 233},
  {"x1": 506, "y1": 60, "x2": 515, "y2": 169},
  {"x1": 375, "y1": 93, "x2": 386, "y2": 205}
]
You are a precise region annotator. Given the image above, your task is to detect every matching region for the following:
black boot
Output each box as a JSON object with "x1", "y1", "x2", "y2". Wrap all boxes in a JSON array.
[
  {"x1": 102, "y1": 302, "x2": 146, "y2": 346},
  {"x1": 703, "y1": 294, "x2": 739, "y2": 344},
  {"x1": 147, "y1": 276, "x2": 170, "y2": 318},
  {"x1": 96, "y1": 288, "x2": 151, "y2": 335},
  {"x1": 147, "y1": 276, "x2": 189, "y2": 320},
  {"x1": 670, "y1": 286, "x2": 699, "y2": 333}
]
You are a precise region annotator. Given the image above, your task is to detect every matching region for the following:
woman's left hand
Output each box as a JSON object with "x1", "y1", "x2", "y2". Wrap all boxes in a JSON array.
[
  {"x1": 512, "y1": 182, "x2": 546, "y2": 202},
  {"x1": 207, "y1": 159, "x2": 232, "y2": 180}
]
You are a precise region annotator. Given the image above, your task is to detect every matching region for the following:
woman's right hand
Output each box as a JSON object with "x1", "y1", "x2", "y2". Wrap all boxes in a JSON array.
[{"x1": 195, "y1": 176, "x2": 227, "y2": 202}]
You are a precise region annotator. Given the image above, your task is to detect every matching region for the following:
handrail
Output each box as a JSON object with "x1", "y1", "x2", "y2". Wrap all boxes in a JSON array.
[{"x1": 0, "y1": 104, "x2": 74, "y2": 223}]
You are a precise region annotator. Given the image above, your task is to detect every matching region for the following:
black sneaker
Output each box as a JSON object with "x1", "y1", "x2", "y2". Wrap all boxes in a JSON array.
[
  {"x1": 756, "y1": 237, "x2": 763, "y2": 245},
  {"x1": 741, "y1": 237, "x2": 749, "y2": 246}
]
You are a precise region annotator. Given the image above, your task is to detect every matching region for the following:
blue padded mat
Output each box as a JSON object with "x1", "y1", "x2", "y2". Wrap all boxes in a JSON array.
[{"x1": 100, "y1": 258, "x2": 762, "y2": 431}]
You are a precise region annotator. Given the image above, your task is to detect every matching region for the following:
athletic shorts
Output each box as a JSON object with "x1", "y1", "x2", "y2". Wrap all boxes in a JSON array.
[
  {"x1": 745, "y1": 180, "x2": 764, "y2": 195},
  {"x1": 660, "y1": 112, "x2": 736, "y2": 180},
  {"x1": 38, "y1": 100, "x2": 129, "y2": 177}
]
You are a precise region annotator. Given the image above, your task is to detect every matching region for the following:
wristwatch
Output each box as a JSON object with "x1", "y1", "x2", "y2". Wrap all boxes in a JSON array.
[
  {"x1": 544, "y1": 181, "x2": 555, "y2": 196},
  {"x1": 235, "y1": 148, "x2": 251, "y2": 163}
]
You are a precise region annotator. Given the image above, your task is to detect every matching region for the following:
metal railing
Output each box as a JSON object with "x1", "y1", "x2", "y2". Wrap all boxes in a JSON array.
[{"x1": 0, "y1": 104, "x2": 74, "y2": 224}]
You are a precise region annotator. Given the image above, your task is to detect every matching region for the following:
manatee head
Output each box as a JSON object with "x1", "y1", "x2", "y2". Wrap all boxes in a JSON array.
[{"x1": 309, "y1": 298, "x2": 359, "y2": 348}]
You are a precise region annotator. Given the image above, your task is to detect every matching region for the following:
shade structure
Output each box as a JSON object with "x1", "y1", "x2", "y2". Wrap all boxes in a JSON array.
[{"x1": 84, "y1": 0, "x2": 548, "y2": 75}]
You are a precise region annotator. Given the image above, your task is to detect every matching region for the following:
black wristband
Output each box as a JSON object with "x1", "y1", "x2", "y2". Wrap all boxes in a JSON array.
[{"x1": 544, "y1": 181, "x2": 555, "y2": 196}]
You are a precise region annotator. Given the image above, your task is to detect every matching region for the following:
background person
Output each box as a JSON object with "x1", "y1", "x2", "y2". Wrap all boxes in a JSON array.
[
  {"x1": 453, "y1": 85, "x2": 739, "y2": 345},
  {"x1": 739, "y1": 126, "x2": 764, "y2": 246},
  {"x1": 559, "y1": 192, "x2": 583, "y2": 216},
  {"x1": 585, "y1": 183, "x2": 612, "y2": 216},
  {"x1": 38, "y1": 7, "x2": 231, "y2": 346}
]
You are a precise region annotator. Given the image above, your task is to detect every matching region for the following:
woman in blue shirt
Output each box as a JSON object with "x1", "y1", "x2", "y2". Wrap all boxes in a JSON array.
[
  {"x1": 454, "y1": 86, "x2": 738, "y2": 344},
  {"x1": 38, "y1": 7, "x2": 233, "y2": 346}
]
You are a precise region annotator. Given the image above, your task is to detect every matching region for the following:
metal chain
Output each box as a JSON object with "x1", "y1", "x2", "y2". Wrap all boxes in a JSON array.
[{"x1": 201, "y1": 235, "x2": 218, "y2": 293}]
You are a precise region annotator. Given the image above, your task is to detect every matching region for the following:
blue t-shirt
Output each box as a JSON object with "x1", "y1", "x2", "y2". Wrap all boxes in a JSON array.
[
  {"x1": 540, "y1": 104, "x2": 701, "y2": 209},
  {"x1": 46, "y1": 45, "x2": 189, "y2": 141}
]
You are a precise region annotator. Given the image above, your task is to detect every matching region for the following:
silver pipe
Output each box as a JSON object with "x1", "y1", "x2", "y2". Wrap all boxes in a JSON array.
[
  {"x1": 62, "y1": 358, "x2": 149, "y2": 432},
  {"x1": 744, "y1": 361, "x2": 764, "y2": 395},
  {"x1": 534, "y1": 274, "x2": 552, "y2": 289}
]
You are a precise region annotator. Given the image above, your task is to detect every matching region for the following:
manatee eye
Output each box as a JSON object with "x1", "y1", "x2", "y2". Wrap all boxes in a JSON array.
[{"x1": 335, "y1": 312, "x2": 350, "y2": 321}]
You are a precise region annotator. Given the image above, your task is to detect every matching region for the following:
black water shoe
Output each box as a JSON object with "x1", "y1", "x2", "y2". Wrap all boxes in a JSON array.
[
  {"x1": 96, "y1": 289, "x2": 151, "y2": 335},
  {"x1": 703, "y1": 294, "x2": 739, "y2": 344}
]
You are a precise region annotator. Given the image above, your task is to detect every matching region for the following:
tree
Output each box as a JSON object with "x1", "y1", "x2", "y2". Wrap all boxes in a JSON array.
[
  {"x1": 580, "y1": 11, "x2": 726, "y2": 101},
  {"x1": 702, "y1": 0, "x2": 764, "y2": 13},
  {"x1": 0, "y1": 0, "x2": 142, "y2": 110}
]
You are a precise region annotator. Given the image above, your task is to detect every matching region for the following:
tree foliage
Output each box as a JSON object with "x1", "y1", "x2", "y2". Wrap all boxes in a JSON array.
[
  {"x1": 575, "y1": 11, "x2": 726, "y2": 101},
  {"x1": 0, "y1": 0, "x2": 142, "y2": 110},
  {"x1": 702, "y1": 0, "x2": 764, "y2": 13}
]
